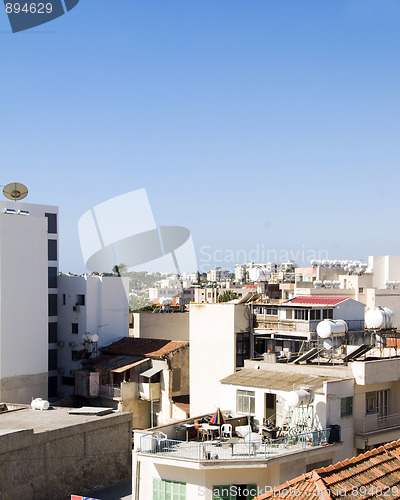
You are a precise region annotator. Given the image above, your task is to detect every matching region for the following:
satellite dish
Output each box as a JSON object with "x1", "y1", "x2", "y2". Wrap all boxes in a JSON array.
[{"x1": 3, "y1": 182, "x2": 28, "y2": 201}]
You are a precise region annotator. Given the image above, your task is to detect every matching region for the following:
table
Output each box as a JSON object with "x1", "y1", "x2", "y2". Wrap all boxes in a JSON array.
[{"x1": 199, "y1": 424, "x2": 220, "y2": 441}]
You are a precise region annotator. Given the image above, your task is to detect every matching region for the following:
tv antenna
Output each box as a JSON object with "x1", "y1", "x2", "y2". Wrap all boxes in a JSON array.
[{"x1": 3, "y1": 182, "x2": 28, "y2": 202}]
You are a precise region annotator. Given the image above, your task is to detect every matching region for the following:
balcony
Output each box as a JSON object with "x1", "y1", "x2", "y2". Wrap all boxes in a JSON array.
[
  {"x1": 254, "y1": 316, "x2": 317, "y2": 334},
  {"x1": 138, "y1": 382, "x2": 161, "y2": 401},
  {"x1": 98, "y1": 385, "x2": 121, "y2": 399},
  {"x1": 355, "y1": 413, "x2": 400, "y2": 436},
  {"x1": 138, "y1": 428, "x2": 337, "y2": 463}
]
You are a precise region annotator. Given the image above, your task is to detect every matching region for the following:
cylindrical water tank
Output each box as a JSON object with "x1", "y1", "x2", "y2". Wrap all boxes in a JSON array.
[
  {"x1": 90, "y1": 333, "x2": 99, "y2": 343},
  {"x1": 365, "y1": 307, "x2": 395, "y2": 329},
  {"x1": 317, "y1": 319, "x2": 348, "y2": 339},
  {"x1": 314, "y1": 280, "x2": 323, "y2": 288},
  {"x1": 323, "y1": 280, "x2": 332, "y2": 288},
  {"x1": 286, "y1": 388, "x2": 314, "y2": 408},
  {"x1": 31, "y1": 398, "x2": 50, "y2": 411}
]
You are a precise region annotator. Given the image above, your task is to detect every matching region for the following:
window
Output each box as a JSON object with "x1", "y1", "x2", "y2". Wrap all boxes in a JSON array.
[
  {"x1": 366, "y1": 390, "x2": 389, "y2": 417},
  {"x1": 236, "y1": 332, "x2": 250, "y2": 368},
  {"x1": 48, "y1": 266, "x2": 57, "y2": 288},
  {"x1": 366, "y1": 391, "x2": 377, "y2": 414},
  {"x1": 48, "y1": 322, "x2": 57, "y2": 343},
  {"x1": 294, "y1": 309, "x2": 309, "y2": 320},
  {"x1": 62, "y1": 376, "x2": 74, "y2": 386},
  {"x1": 45, "y1": 213, "x2": 57, "y2": 234},
  {"x1": 153, "y1": 478, "x2": 186, "y2": 500},
  {"x1": 72, "y1": 323, "x2": 78, "y2": 334},
  {"x1": 213, "y1": 484, "x2": 258, "y2": 500},
  {"x1": 48, "y1": 294, "x2": 58, "y2": 316},
  {"x1": 237, "y1": 390, "x2": 255, "y2": 414},
  {"x1": 62, "y1": 294, "x2": 66, "y2": 305},
  {"x1": 48, "y1": 349, "x2": 58, "y2": 371},
  {"x1": 71, "y1": 350, "x2": 80, "y2": 361},
  {"x1": 322, "y1": 309, "x2": 333, "y2": 319},
  {"x1": 359, "y1": 287, "x2": 364, "y2": 294},
  {"x1": 48, "y1": 239, "x2": 57, "y2": 261},
  {"x1": 310, "y1": 309, "x2": 321, "y2": 321},
  {"x1": 76, "y1": 294, "x2": 85, "y2": 306},
  {"x1": 286, "y1": 308, "x2": 293, "y2": 319},
  {"x1": 341, "y1": 396, "x2": 353, "y2": 417}
]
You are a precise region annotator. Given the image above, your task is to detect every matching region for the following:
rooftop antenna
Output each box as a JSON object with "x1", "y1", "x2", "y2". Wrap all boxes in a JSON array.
[{"x1": 3, "y1": 182, "x2": 28, "y2": 202}]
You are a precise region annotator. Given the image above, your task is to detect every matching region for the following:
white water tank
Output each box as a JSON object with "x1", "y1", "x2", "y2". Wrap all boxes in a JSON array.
[
  {"x1": 286, "y1": 388, "x2": 314, "y2": 408},
  {"x1": 323, "y1": 280, "x2": 332, "y2": 288},
  {"x1": 317, "y1": 319, "x2": 348, "y2": 339},
  {"x1": 365, "y1": 307, "x2": 394, "y2": 329},
  {"x1": 314, "y1": 280, "x2": 323, "y2": 288},
  {"x1": 159, "y1": 297, "x2": 173, "y2": 305},
  {"x1": 31, "y1": 398, "x2": 50, "y2": 411}
]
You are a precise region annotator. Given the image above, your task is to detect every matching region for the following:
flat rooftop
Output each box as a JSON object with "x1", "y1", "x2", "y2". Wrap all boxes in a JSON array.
[{"x1": 0, "y1": 406, "x2": 118, "y2": 434}]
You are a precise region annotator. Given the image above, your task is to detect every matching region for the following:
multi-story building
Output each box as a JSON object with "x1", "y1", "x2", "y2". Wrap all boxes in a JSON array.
[
  {"x1": 57, "y1": 274, "x2": 129, "y2": 398},
  {"x1": 0, "y1": 199, "x2": 59, "y2": 403},
  {"x1": 207, "y1": 267, "x2": 231, "y2": 282}
]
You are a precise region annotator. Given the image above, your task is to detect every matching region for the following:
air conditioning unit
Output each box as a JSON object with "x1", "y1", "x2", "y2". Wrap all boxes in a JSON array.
[
  {"x1": 73, "y1": 305, "x2": 80, "y2": 312},
  {"x1": 69, "y1": 341, "x2": 78, "y2": 347},
  {"x1": 57, "y1": 341, "x2": 65, "y2": 347}
]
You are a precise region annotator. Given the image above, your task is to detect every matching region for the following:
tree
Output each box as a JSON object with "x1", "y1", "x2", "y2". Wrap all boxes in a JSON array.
[{"x1": 218, "y1": 290, "x2": 239, "y2": 303}]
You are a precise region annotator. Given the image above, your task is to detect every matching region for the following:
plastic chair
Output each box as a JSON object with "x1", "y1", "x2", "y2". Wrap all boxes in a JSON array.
[{"x1": 221, "y1": 424, "x2": 232, "y2": 439}]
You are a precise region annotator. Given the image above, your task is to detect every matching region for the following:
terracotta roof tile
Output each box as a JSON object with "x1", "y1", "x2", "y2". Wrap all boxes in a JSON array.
[
  {"x1": 100, "y1": 337, "x2": 188, "y2": 359},
  {"x1": 254, "y1": 439, "x2": 400, "y2": 500}
]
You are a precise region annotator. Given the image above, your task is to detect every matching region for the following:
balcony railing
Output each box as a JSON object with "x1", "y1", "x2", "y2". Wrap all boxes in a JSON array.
[
  {"x1": 355, "y1": 413, "x2": 400, "y2": 435},
  {"x1": 138, "y1": 428, "x2": 335, "y2": 462},
  {"x1": 98, "y1": 385, "x2": 121, "y2": 398}
]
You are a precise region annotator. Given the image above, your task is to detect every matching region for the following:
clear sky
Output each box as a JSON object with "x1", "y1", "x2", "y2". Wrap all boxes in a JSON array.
[{"x1": 1, "y1": 0, "x2": 400, "y2": 273}]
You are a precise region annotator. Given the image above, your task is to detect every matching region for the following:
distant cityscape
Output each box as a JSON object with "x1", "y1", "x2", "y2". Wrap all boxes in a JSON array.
[{"x1": 2, "y1": 195, "x2": 400, "y2": 499}]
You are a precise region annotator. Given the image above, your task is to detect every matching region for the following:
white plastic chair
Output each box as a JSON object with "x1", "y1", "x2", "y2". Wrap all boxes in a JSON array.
[{"x1": 221, "y1": 424, "x2": 232, "y2": 439}]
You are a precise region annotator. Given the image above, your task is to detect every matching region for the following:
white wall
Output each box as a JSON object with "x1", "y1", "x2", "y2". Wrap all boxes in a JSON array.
[
  {"x1": 57, "y1": 274, "x2": 129, "y2": 396},
  {"x1": 0, "y1": 210, "x2": 48, "y2": 402},
  {"x1": 189, "y1": 303, "x2": 249, "y2": 416}
]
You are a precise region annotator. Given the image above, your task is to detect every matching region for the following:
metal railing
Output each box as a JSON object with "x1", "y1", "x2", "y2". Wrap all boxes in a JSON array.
[
  {"x1": 138, "y1": 428, "x2": 334, "y2": 462},
  {"x1": 98, "y1": 385, "x2": 121, "y2": 398},
  {"x1": 355, "y1": 413, "x2": 400, "y2": 435}
]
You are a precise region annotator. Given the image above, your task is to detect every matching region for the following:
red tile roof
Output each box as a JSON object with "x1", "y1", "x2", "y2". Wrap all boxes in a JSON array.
[
  {"x1": 286, "y1": 296, "x2": 349, "y2": 306},
  {"x1": 254, "y1": 439, "x2": 400, "y2": 500},
  {"x1": 100, "y1": 337, "x2": 188, "y2": 359}
]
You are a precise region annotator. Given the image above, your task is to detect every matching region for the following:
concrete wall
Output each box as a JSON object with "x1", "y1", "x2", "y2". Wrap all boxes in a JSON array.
[
  {"x1": 369, "y1": 256, "x2": 400, "y2": 289},
  {"x1": 130, "y1": 311, "x2": 189, "y2": 341},
  {"x1": 0, "y1": 212, "x2": 49, "y2": 403},
  {"x1": 0, "y1": 411, "x2": 132, "y2": 500},
  {"x1": 189, "y1": 303, "x2": 249, "y2": 417}
]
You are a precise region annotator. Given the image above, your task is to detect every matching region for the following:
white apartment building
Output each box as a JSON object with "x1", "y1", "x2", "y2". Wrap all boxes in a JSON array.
[
  {"x1": 57, "y1": 274, "x2": 129, "y2": 398},
  {"x1": 207, "y1": 267, "x2": 230, "y2": 282},
  {"x1": 0, "y1": 200, "x2": 58, "y2": 403},
  {"x1": 148, "y1": 274, "x2": 194, "y2": 302}
]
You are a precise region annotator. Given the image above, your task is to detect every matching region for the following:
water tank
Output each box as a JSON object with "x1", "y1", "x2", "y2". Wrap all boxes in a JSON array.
[
  {"x1": 332, "y1": 281, "x2": 341, "y2": 288},
  {"x1": 31, "y1": 398, "x2": 50, "y2": 411},
  {"x1": 314, "y1": 280, "x2": 323, "y2": 288},
  {"x1": 159, "y1": 297, "x2": 173, "y2": 305},
  {"x1": 323, "y1": 280, "x2": 332, "y2": 288},
  {"x1": 365, "y1": 307, "x2": 395, "y2": 329},
  {"x1": 286, "y1": 388, "x2": 314, "y2": 408},
  {"x1": 317, "y1": 319, "x2": 348, "y2": 339}
]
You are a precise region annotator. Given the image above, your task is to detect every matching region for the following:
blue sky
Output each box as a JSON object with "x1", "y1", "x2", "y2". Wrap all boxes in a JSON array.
[{"x1": 1, "y1": 0, "x2": 400, "y2": 273}]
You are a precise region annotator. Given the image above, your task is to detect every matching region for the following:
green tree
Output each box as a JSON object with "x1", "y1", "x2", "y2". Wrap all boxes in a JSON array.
[{"x1": 218, "y1": 290, "x2": 239, "y2": 303}]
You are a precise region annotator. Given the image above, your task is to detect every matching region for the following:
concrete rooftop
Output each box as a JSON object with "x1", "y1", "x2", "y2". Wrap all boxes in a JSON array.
[{"x1": 0, "y1": 407, "x2": 119, "y2": 434}]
